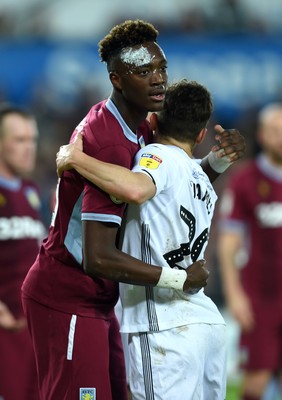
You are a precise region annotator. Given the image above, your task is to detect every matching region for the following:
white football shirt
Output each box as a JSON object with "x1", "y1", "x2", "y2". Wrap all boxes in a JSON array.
[{"x1": 120, "y1": 143, "x2": 225, "y2": 333}]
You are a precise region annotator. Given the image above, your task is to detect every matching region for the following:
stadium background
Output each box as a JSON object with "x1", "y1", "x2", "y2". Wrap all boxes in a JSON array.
[{"x1": 1, "y1": 1, "x2": 282, "y2": 398}]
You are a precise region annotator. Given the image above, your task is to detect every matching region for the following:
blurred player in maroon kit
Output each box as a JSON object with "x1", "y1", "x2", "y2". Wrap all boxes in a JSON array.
[
  {"x1": 218, "y1": 103, "x2": 282, "y2": 400},
  {"x1": 0, "y1": 105, "x2": 46, "y2": 400}
]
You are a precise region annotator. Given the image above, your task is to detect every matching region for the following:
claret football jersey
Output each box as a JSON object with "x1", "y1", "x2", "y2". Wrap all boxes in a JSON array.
[
  {"x1": 0, "y1": 177, "x2": 45, "y2": 318},
  {"x1": 219, "y1": 154, "x2": 282, "y2": 304},
  {"x1": 22, "y1": 99, "x2": 153, "y2": 317}
]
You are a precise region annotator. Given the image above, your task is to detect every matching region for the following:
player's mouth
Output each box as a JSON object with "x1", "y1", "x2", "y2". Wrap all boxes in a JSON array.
[{"x1": 149, "y1": 90, "x2": 166, "y2": 102}]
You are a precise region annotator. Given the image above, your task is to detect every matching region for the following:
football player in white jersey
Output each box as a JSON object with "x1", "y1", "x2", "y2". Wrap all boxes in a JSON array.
[{"x1": 56, "y1": 79, "x2": 246, "y2": 399}]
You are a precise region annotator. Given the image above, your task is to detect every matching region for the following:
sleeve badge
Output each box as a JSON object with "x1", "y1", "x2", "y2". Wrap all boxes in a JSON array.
[{"x1": 139, "y1": 153, "x2": 162, "y2": 169}]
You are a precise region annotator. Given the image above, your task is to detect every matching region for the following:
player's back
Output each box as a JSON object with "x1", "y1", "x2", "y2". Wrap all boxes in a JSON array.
[{"x1": 120, "y1": 144, "x2": 224, "y2": 333}]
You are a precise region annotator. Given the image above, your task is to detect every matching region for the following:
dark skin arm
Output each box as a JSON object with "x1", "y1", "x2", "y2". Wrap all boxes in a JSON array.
[
  {"x1": 57, "y1": 125, "x2": 246, "y2": 193},
  {"x1": 83, "y1": 221, "x2": 209, "y2": 291},
  {"x1": 201, "y1": 157, "x2": 220, "y2": 183}
]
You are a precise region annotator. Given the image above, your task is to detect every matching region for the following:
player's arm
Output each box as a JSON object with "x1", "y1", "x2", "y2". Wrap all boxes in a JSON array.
[
  {"x1": 0, "y1": 300, "x2": 26, "y2": 331},
  {"x1": 201, "y1": 125, "x2": 246, "y2": 182},
  {"x1": 83, "y1": 220, "x2": 209, "y2": 292},
  {"x1": 56, "y1": 133, "x2": 155, "y2": 204},
  {"x1": 217, "y1": 230, "x2": 254, "y2": 332},
  {"x1": 57, "y1": 125, "x2": 246, "y2": 201}
]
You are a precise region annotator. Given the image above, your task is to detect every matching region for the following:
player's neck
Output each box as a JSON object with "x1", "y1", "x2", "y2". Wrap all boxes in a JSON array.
[
  {"x1": 0, "y1": 163, "x2": 20, "y2": 180},
  {"x1": 157, "y1": 136, "x2": 193, "y2": 158}
]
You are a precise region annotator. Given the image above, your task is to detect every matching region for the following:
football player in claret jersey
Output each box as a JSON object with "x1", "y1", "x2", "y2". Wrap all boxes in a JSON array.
[
  {"x1": 0, "y1": 105, "x2": 45, "y2": 400},
  {"x1": 218, "y1": 103, "x2": 282, "y2": 400},
  {"x1": 56, "y1": 79, "x2": 245, "y2": 399},
  {"x1": 22, "y1": 20, "x2": 212, "y2": 400}
]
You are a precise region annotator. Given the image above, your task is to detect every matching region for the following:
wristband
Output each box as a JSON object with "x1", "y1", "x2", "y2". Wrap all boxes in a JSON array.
[
  {"x1": 207, "y1": 150, "x2": 233, "y2": 174},
  {"x1": 156, "y1": 267, "x2": 186, "y2": 290}
]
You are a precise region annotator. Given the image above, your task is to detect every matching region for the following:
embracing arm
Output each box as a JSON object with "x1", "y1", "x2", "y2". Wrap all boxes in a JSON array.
[
  {"x1": 83, "y1": 220, "x2": 209, "y2": 292},
  {"x1": 57, "y1": 125, "x2": 246, "y2": 197},
  {"x1": 57, "y1": 134, "x2": 155, "y2": 204}
]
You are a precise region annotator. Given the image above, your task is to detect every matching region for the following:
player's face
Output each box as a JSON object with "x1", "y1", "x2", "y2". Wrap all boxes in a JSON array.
[
  {"x1": 0, "y1": 114, "x2": 38, "y2": 177},
  {"x1": 115, "y1": 42, "x2": 168, "y2": 113},
  {"x1": 258, "y1": 111, "x2": 282, "y2": 165}
]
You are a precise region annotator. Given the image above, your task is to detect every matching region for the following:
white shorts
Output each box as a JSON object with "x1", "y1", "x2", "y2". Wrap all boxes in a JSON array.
[{"x1": 127, "y1": 323, "x2": 227, "y2": 400}]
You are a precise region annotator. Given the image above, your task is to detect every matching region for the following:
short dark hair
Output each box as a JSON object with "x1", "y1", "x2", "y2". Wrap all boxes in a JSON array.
[
  {"x1": 0, "y1": 103, "x2": 33, "y2": 120},
  {"x1": 98, "y1": 19, "x2": 159, "y2": 70},
  {"x1": 157, "y1": 79, "x2": 213, "y2": 143}
]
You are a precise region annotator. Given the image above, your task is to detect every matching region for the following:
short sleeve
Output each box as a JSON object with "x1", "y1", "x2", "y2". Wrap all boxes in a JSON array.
[
  {"x1": 132, "y1": 144, "x2": 173, "y2": 196},
  {"x1": 82, "y1": 144, "x2": 133, "y2": 224}
]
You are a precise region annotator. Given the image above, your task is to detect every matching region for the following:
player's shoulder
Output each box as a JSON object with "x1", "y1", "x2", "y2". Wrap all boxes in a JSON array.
[
  {"x1": 21, "y1": 178, "x2": 40, "y2": 192},
  {"x1": 137, "y1": 143, "x2": 171, "y2": 161},
  {"x1": 229, "y1": 158, "x2": 256, "y2": 181}
]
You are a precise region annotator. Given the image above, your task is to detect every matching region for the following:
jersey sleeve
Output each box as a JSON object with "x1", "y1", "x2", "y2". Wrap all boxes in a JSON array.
[
  {"x1": 219, "y1": 170, "x2": 249, "y2": 232},
  {"x1": 82, "y1": 144, "x2": 132, "y2": 225},
  {"x1": 132, "y1": 144, "x2": 173, "y2": 196}
]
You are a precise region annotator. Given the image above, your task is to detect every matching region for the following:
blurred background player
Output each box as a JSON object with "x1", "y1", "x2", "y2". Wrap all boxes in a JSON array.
[
  {"x1": 0, "y1": 104, "x2": 46, "y2": 400},
  {"x1": 217, "y1": 103, "x2": 282, "y2": 400}
]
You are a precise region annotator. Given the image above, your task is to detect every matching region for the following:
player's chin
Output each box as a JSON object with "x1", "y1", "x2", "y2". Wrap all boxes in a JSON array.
[{"x1": 147, "y1": 99, "x2": 165, "y2": 111}]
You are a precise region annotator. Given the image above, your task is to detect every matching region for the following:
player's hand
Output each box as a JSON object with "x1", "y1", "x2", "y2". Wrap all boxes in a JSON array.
[
  {"x1": 0, "y1": 301, "x2": 26, "y2": 332},
  {"x1": 183, "y1": 259, "x2": 210, "y2": 293},
  {"x1": 228, "y1": 289, "x2": 255, "y2": 332},
  {"x1": 211, "y1": 125, "x2": 246, "y2": 162},
  {"x1": 56, "y1": 132, "x2": 83, "y2": 177}
]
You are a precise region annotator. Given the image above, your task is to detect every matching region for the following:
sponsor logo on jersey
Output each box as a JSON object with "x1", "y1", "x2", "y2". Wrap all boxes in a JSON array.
[
  {"x1": 79, "y1": 388, "x2": 96, "y2": 400},
  {"x1": 0, "y1": 216, "x2": 46, "y2": 240},
  {"x1": 139, "y1": 153, "x2": 162, "y2": 169},
  {"x1": 110, "y1": 195, "x2": 123, "y2": 205},
  {"x1": 255, "y1": 201, "x2": 282, "y2": 227},
  {"x1": 25, "y1": 187, "x2": 41, "y2": 210}
]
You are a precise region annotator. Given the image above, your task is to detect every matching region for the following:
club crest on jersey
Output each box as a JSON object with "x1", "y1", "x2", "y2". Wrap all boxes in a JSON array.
[
  {"x1": 139, "y1": 153, "x2": 162, "y2": 169},
  {"x1": 0, "y1": 193, "x2": 7, "y2": 207},
  {"x1": 25, "y1": 187, "x2": 41, "y2": 210},
  {"x1": 110, "y1": 194, "x2": 123, "y2": 204},
  {"x1": 79, "y1": 388, "x2": 96, "y2": 400}
]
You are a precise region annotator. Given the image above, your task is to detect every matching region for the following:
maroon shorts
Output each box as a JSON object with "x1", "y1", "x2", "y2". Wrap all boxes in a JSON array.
[
  {"x1": 22, "y1": 295, "x2": 127, "y2": 400},
  {"x1": 0, "y1": 323, "x2": 39, "y2": 400},
  {"x1": 239, "y1": 303, "x2": 282, "y2": 371}
]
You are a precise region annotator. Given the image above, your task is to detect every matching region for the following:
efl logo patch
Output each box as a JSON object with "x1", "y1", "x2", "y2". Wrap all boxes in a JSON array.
[
  {"x1": 79, "y1": 388, "x2": 96, "y2": 400},
  {"x1": 139, "y1": 153, "x2": 162, "y2": 169}
]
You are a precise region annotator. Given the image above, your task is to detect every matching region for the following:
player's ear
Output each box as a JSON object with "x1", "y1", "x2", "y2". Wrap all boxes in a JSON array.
[
  {"x1": 149, "y1": 113, "x2": 158, "y2": 133},
  {"x1": 109, "y1": 72, "x2": 122, "y2": 91},
  {"x1": 196, "y1": 128, "x2": 207, "y2": 144}
]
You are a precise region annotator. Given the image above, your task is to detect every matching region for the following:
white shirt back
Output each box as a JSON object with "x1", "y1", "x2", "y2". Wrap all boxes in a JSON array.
[{"x1": 120, "y1": 143, "x2": 225, "y2": 333}]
